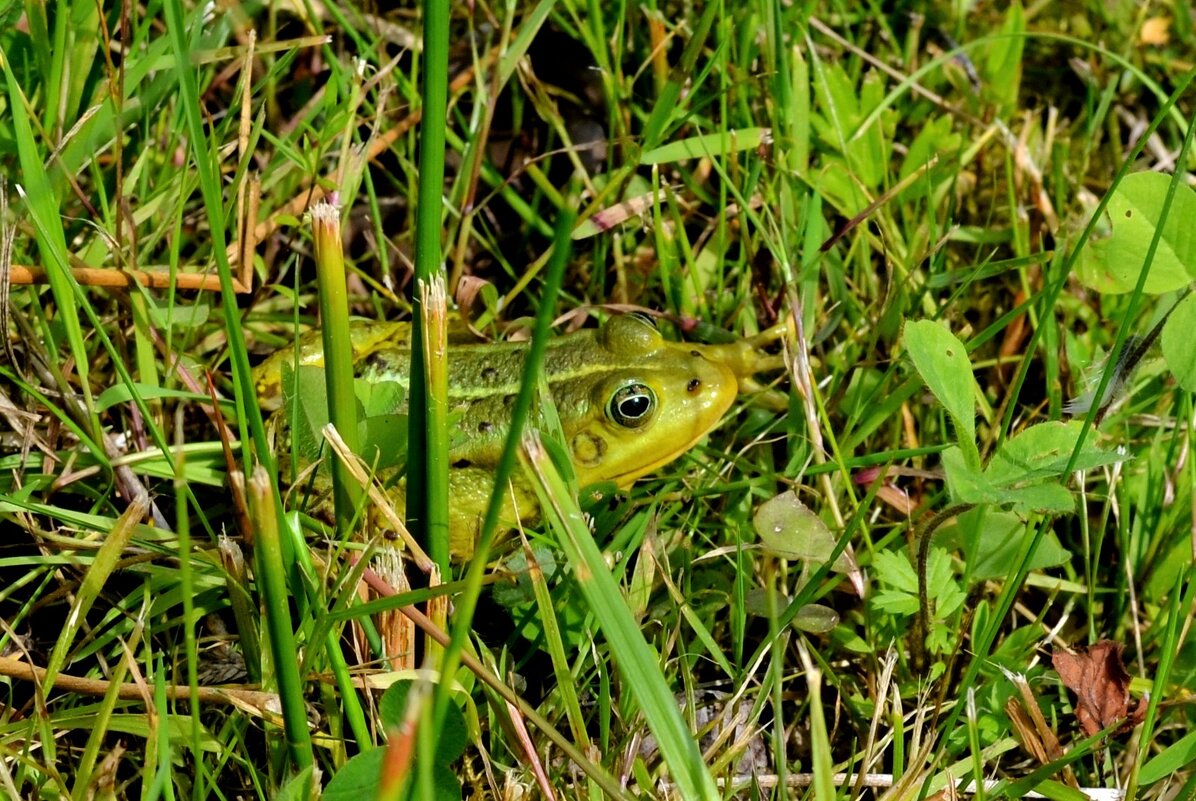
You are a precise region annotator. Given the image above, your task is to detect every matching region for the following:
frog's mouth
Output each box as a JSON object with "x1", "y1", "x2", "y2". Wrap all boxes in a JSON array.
[{"x1": 602, "y1": 431, "x2": 722, "y2": 486}]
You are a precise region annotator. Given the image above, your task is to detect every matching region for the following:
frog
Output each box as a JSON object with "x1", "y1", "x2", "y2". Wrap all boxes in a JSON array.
[{"x1": 255, "y1": 312, "x2": 787, "y2": 557}]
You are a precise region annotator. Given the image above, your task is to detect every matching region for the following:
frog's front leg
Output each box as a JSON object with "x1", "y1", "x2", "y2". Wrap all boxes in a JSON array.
[
  {"x1": 446, "y1": 468, "x2": 540, "y2": 559},
  {"x1": 698, "y1": 316, "x2": 793, "y2": 408}
]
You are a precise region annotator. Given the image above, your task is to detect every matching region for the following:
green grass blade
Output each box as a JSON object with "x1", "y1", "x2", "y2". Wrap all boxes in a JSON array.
[
  {"x1": 1, "y1": 49, "x2": 98, "y2": 431},
  {"x1": 160, "y1": 0, "x2": 272, "y2": 476},
  {"x1": 522, "y1": 434, "x2": 720, "y2": 800},
  {"x1": 43, "y1": 495, "x2": 148, "y2": 692},
  {"x1": 428, "y1": 184, "x2": 577, "y2": 785}
]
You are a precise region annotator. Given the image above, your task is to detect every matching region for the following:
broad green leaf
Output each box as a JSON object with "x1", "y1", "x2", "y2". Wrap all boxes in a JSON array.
[
  {"x1": 322, "y1": 750, "x2": 385, "y2": 799},
  {"x1": 752, "y1": 491, "x2": 855, "y2": 573},
  {"x1": 811, "y1": 59, "x2": 861, "y2": 140},
  {"x1": 359, "y1": 414, "x2": 409, "y2": 471},
  {"x1": 322, "y1": 681, "x2": 473, "y2": 799},
  {"x1": 289, "y1": 364, "x2": 332, "y2": 460},
  {"x1": 492, "y1": 547, "x2": 560, "y2": 607},
  {"x1": 903, "y1": 320, "x2": 978, "y2": 460},
  {"x1": 871, "y1": 549, "x2": 961, "y2": 621},
  {"x1": 985, "y1": 421, "x2": 1126, "y2": 487},
  {"x1": 872, "y1": 589, "x2": 919, "y2": 616},
  {"x1": 946, "y1": 509, "x2": 1070, "y2": 581},
  {"x1": 379, "y1": 682, "x2": 468, "y2": 764},
  {"x1": 793, "y1": 604, "x2": 839, "y2": 633},
  {"x1": 812, "y1": 158, "x2": 871, "y2": 215},
  {"x1": 925, "y1": 548, "x2": 966, "y2": 618},
  {"x1": 942, "y1": 445, "x2": 1077, "y2": 514},
  {"x1": 1078, "y1": 171, "x2": 1196, "y2": 294},
  {"x1": 848, "y1": 71, "x2": 888, "y2": 187},
  {"x1": 991, "y1": 482, "x2": 1075, "y2": 515},
  {"x1": 323, "y1": 748, "x2": 461, "y2": 801},
  {"x1": 275, "y1": 767, "x2": 315, "y2": 801},
  {"x1": 872, "y1": 549, "x2": 918, "y2": 595},
  {"x1": 742, "y1": 591, "x2": 838, "y2": 633},
  {"x1": 1146, "y1": 534, "x2": 1193, "y2": 600},
  {"x1": 356, "y1": 378, "x2": 405, "y2": 417},
  {"x1": 942, "y1": 445, "x2": 992, "y2": 505},
  {"x1": 1161, "y1": 290, "x2": 1196, "y2": 391},
  {"x1": 810, "y1": 59, "x2": 889, "y2": 200},
  {"x1": 356, "y1": 377, "x2": 410, "y2": 471},
  {"x1": 147, "y1": 302, "x2": 210, "y2": 329},
  {"x1": 639, "y1": 128, "x2": 771, "y2": 165}
]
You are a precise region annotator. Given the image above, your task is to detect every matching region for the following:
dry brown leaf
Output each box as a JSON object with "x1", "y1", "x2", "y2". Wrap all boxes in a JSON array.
[{"x1": 1052, "y1": 640, "x2": 1147, "y2": 736}]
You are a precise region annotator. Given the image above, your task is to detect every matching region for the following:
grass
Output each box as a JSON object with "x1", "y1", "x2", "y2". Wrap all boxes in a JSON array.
[{"x1": 1, "y1": 0, "x2": 1195, "y2": 799}]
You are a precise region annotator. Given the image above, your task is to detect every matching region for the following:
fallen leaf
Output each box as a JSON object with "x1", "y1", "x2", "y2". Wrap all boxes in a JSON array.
[{"x1": 1052, "y1": 640, "x2": 1147, "y2": 736}]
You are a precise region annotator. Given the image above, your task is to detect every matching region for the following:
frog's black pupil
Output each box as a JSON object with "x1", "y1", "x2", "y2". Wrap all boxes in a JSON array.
[
  {"x1": 620, "y1": 395, "x2": 651, "y2": 418},
  {"x1": 687, "y1": 378, "x2": 701, "y2": 392},
  {"x1": 609, "y1": 383, "x2": 656, "y2": 428}
]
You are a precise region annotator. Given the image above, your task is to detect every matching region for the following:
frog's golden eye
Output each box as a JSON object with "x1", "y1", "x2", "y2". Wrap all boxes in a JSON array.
[{"x1": 607, "y1": 383, "x2": 656, "y2": 428}]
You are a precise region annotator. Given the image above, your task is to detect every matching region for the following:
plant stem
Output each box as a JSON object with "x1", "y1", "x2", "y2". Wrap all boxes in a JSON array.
[
  {"x1": 407, "y1": 0, "x2": 451, "y2": 568},
  {"x1": 312, "y1": 203, "x2": 363, "y2": 536},
  {"x1": 915, "y1": 503, "x2": 971, "y2": 672},
  {"x1": 244, "y1": 466, "x2": 314, "y2": 779}
]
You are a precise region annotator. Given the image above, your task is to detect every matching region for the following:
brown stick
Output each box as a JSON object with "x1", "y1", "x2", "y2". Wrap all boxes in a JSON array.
[
  {"x1": 0, "y1": 655, "x2": 279, "y2": 713},
  {"x1": 6, "y1": 265, "x2": 250, "y2": 293}
]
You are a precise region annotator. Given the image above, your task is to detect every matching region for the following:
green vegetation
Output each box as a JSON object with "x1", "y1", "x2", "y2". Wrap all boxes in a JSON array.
[{"x1": 1, "y1": 0, "x2": 1194, "y2": 798}]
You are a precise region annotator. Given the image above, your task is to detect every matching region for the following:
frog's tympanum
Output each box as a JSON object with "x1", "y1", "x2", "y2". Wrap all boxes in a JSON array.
[{"x1": 255, "y1": 313, "x2": 786, "y2": 557}]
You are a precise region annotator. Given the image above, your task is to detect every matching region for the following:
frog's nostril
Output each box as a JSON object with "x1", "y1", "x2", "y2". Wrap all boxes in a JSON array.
[
  {"x1": 687, "y1": 378, "x2": 701, "y2": 392},
  {"x1": 690, "y1": 350, "x2": 701, "y2": 358}
]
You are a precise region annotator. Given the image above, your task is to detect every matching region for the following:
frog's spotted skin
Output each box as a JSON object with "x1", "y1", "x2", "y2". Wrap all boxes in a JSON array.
[{"x1": 255, "y1": 314, "x2": 786, "y2": 557}]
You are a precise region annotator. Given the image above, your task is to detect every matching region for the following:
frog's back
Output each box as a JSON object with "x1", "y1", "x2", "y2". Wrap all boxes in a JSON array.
[{"x1": 255, "y1": 321, "x2": 411, "y2": 407}]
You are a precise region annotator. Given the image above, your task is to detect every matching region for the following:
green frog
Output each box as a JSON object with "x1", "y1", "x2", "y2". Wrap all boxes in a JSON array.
[{"x1": 255, "y1": 313, "x2": 787, "y2": 557}]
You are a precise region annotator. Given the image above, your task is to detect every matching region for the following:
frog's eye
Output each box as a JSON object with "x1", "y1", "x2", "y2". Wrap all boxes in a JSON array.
[
  {"x1": 599, "y1": 314, "x2": 663, "y2": 356},
  {"x1": 627, "y1": 311, "x2": 658, "y2": 329},
  {"x1": 607, "y1": 383, "x2": 657, "y2": 428}
]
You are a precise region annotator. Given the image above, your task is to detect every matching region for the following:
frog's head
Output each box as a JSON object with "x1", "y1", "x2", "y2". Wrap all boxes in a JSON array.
[{"x1": 565, "y1": 314, "x2": 746, "y2": 487}]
